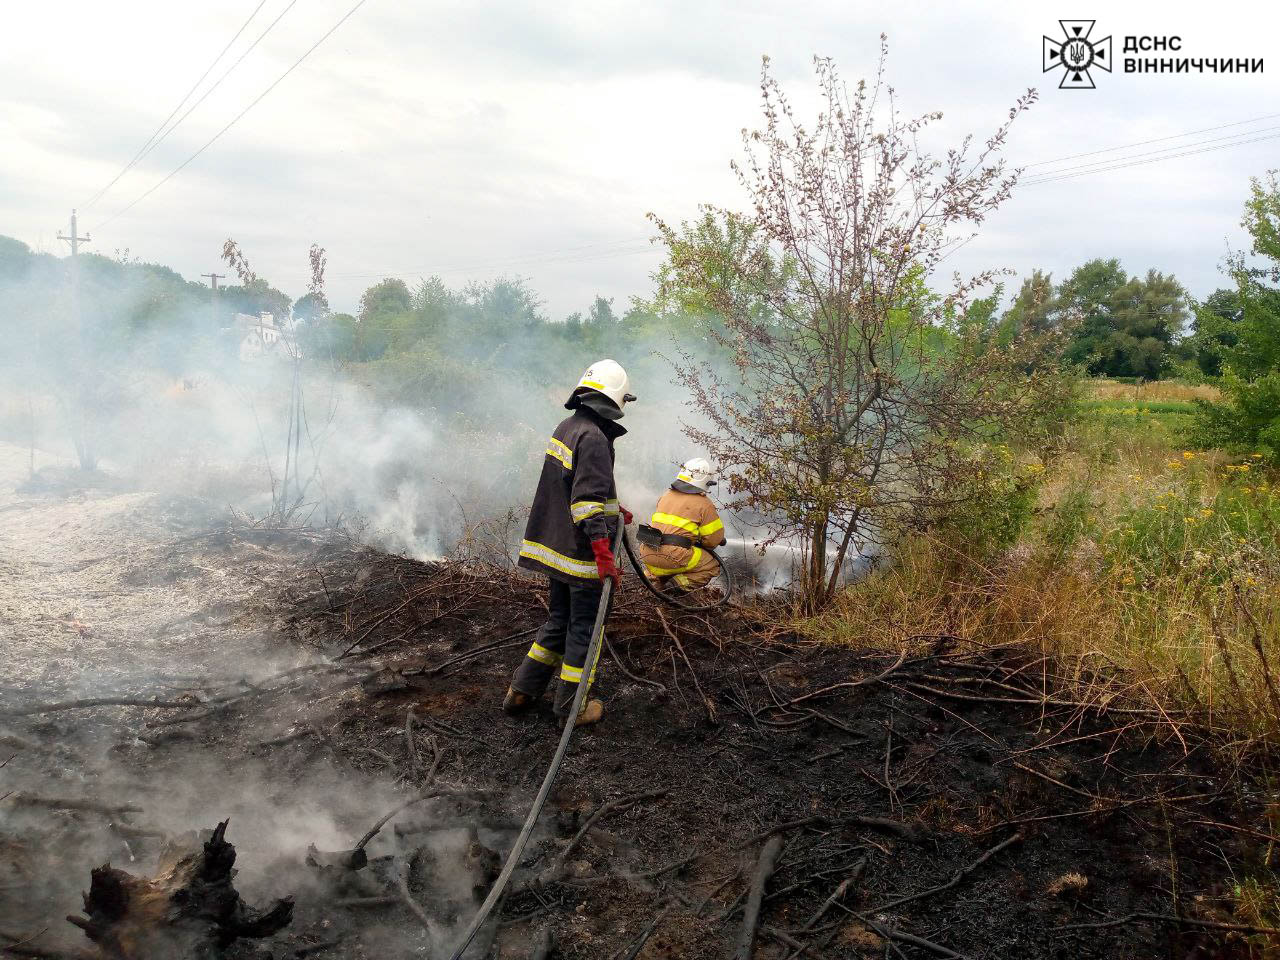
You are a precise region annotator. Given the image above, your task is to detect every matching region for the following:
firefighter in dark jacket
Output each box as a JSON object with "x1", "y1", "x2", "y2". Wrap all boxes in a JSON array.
[{"x1": 503, "y1": 359, "x2": 635, "y2": 727}]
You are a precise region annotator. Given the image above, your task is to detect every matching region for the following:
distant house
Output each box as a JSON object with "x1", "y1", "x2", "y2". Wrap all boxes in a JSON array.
[{"x1": 229, "y1": 312, "x2": 302, "y2": 362}]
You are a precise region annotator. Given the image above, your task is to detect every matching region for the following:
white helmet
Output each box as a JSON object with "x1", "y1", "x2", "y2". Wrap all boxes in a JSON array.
[
  {"x1": 566, "y1": 359, "x2": 636, "y2": 413},
  {"x1": 677, "y1": 457, "x2": 717, "y2": 492}
]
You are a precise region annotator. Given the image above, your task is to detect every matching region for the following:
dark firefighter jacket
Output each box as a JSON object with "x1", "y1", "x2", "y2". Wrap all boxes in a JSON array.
[{"x1": 518, "y1": 407, "x2": 625, "y2": 584}]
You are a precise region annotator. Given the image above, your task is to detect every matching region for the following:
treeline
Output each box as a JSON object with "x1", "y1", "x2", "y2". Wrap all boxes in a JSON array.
[
  {"x1": 977, "y1": 259, "x2": 1193, "y2": 381},
  {"x1": 3, "y1": 168, "x2": 1277, "y2": 463},
  {"x1": 0, "y1": 232, "x2": 1238, "y2": 388},
  {"x1": 298, "y1": 276, "x2": 714, "y2": 409},
  {"x1": 0, "y1": 235, "x2": 295, "y2": 374},
  {"x1": 0, "y1": 233, "x2": 704, "y2": 392}
]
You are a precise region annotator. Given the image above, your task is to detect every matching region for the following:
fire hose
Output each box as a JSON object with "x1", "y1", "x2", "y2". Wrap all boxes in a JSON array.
[
  {"x1": 448, "y1": 523, "x2": 729, "y2": 956},
  {"x1": 446, "y1": 523, "x2": 624, "y2": 960},
  {"x1": 620, "y1": 527, "x2": 734, "y2": 612}
]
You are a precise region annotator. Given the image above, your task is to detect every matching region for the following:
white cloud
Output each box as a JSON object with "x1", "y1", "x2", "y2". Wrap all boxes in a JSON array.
[{"x1": 1, "y1": 0, "x2": 1276, "y2": 316}]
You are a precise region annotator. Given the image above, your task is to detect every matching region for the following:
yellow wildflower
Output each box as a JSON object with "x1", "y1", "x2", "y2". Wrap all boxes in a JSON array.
[{"x1": 1183, "y1": 451, "x2": 1195, "y2": 459}]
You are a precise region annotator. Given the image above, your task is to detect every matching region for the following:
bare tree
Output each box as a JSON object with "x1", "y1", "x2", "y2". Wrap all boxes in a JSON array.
[
  {"x1": 651, "y1": 44, "x2": 1059, "y2": 609},
  {"x1": 221, "y1": 238, "x2": 257, "y2": 285},
  {"x1": 225, "y1": 239, "x2": 340, "y2": 526}
]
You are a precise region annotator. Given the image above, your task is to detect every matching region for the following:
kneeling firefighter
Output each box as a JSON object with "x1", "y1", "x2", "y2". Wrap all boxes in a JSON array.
[
  {"x1": 503, "y1": 360, "x2": 635, "y2": 727},
  {"x1": 637, "y1": 458, "x2": 725, "y2": 590}
]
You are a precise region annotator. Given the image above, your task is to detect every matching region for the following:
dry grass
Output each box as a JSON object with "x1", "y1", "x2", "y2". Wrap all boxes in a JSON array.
[
  {"x1": 804, "y1": 383, "x2": 1280, "y2": 751},
  {"x1": 1086, "y1": 378, "x2": 1222, "y2": 404},
  {"x1": 812, "y1": 537, "x2": 1280, "y2": 746}
]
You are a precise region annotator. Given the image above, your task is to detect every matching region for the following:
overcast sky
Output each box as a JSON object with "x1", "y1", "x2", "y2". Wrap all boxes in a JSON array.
[{"x1": 2, "y1": 0, "x2": 1276, "y2": 318}]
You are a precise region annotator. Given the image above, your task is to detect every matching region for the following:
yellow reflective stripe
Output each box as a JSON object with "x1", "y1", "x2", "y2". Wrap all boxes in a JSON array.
[
  {"x1": 677, "y1": 472, "x2": 696, "y2": 485},
  {"x1": 526, "y1": 642, "x2": 562, "y2": 666},
  {"x1": 519, "y1": 540, "x2": 599, "y2": 579},
  {"x1": 579, "y1": 379, "x2": 605, "y2": 390},
  {"x1": 651, "y1": 512, "x2": 699, "y2": 534},
  {"x1": 560, "y1": 659, "x2": 598, "y2": 684},
  {"x1": 546, "y1": 437, "x2": 573, "y2": 470},
  {"x1": 603, "y1": 499, "x2": 620, "y2": 516},
  {"x1": 698, "y1": 517, "x2": 723, "y2": 537},
  {"x1": 644, "y1": 546, "x2": 703, "y2": 576},
  {"x1": 571, "y1": 500, "x2": 605, "y2": 522}
]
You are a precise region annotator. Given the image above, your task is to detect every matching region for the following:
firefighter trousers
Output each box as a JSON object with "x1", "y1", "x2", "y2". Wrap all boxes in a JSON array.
[{"x1": 510, "y1": 577, "x2": 607, "y2": 716}]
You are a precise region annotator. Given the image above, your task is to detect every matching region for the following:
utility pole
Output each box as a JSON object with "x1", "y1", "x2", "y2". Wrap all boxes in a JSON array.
[
  {"x1": 57, "y1": 209, "x2": 91, "y2": 330},
  {"x1": 56, "y1": 210, "x2": 94, "y2": 470},
  {"x1": 57, "y1": 209, "x2": 91, "y2": 258},
  {"x1": 202, "y1": 272, "x2": 225, "y2": 327}
]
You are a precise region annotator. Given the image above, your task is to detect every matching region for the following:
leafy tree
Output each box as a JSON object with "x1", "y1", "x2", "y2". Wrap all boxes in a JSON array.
[
  {"x1": 411, "y1": 276, "x2": 452, "y2": 331},
  {"x1": 960, "y1": 283, "x2": 1004, "y2": 341},
  {"x1": 218, "y1": 279, "x2": 292, "y2": 328},
  {"x1": 351, "y1": 278, "x2": 413, "y2": 360},
  {"x1": 1001, "y1": 270, "x2": 1056, "y2": 339},
  {"x1": 463, "y1": 277, "x2": 544, "y2": 335},
  {"x1": 1193, "y1": 171, "x2": 1280, "y2": 460},
  {"x1": 358, "y1": 278, "x2": 413, "y2": 324},
  {"x1": 1108, "y1": 269, "x2": 1188, "y2": 379},
  {"x1": 651, "y1": 47, "x2": 1054, "y2": 610},
  {"x1": 0, "y1": 235, "x2": 35, "y2": 282},
  {"x1": 1060, "y1": 259, "x2": 1187, "y2": 378},
  {"x1": 1059, "y1": 258, "x2": 1126, "y2": 369},
  {"x1": 293, "y1": 291, "x2": 329, "y2": 323},
  {"x1": 1187, "y1": 288, "x2": 1243, "y2": 376},
  {"x1": 562, "y1": 311, "x2": 584, "y2": 340},
  {"x1": 588, "y1": 295, "x2": 617, "y2": 327},
  {"x1": 300, "y1": 311, "x2": 357, "y2": 361}
]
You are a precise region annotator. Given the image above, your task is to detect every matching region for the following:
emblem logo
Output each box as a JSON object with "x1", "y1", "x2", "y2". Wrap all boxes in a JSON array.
[{"x1": 1043, "y1": 20, "x2": 1112, "y2": 89}]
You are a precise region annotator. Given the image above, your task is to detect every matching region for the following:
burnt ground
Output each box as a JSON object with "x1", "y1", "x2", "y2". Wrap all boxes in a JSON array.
[{"x1": 2, "y1": 494, "x2": 1279, "y2": 959}]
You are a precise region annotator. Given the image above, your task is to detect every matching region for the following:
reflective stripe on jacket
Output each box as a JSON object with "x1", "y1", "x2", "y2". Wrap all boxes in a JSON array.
[
  {"x1": 518, "y1": 407, "x2": 625, "y2": 584},
  {"x1": 638, "y1": 485, "x2": 725, "y2": 576}
]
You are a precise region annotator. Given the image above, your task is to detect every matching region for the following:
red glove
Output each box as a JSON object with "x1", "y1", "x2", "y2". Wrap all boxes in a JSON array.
[
  {"x1": 590, "y1": 538, "x2": 621, "y2": 589},
  {"x1": 620, "y1": 505, "x2": 634, "y2": 525}
]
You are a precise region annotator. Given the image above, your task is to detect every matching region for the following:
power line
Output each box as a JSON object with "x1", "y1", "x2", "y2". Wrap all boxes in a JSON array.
[
  {"x1": 89, "y1": 0, "x2": 301, "y2": 213},
  {"x1": 1023, "y1": 124, "x2": 1280, "y2": 180},
  {"x1": 281, "y1": 126, "x2": 1274, "y2": 287},
  {"x1": 82, "y1": 0, "x2": 271, "y2": 210},
  {"x1": 322, "y1": 120, "x2": 1280, "y2": 283},
  {"x1": 126, "y1": 0, "x2": 301, "y2": 180},
  {"x1": 94, "y1": 0, "x2": 369, "y2": 232},
  {"x1": 1023, "y1": 111, "x2": 1280, "y2": 169},
  {"x1": 1022, "y1": 131, "x2": 1280, "y2": 186}
]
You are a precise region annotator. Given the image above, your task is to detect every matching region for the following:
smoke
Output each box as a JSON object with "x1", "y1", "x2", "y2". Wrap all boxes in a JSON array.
[
  {"x1": 0, "y1": 240, "x2": 868, "y2": 957},
  {"x1": 0, "y1": 241, "x2": 738, "y2": 954}
]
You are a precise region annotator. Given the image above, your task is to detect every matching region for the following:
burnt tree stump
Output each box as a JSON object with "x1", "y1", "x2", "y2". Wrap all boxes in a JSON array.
[{"x1": 67, "y1": 820, "x2": 293, "y2": 959}]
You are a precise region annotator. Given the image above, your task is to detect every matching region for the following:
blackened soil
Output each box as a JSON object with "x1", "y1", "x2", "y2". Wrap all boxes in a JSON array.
[
  {"x1": 268, "y1": 541, "x2": 1279, "y2": 960},
  {"x1": 3, "y1": 532, "x2": 1277, "y2": 960}
]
